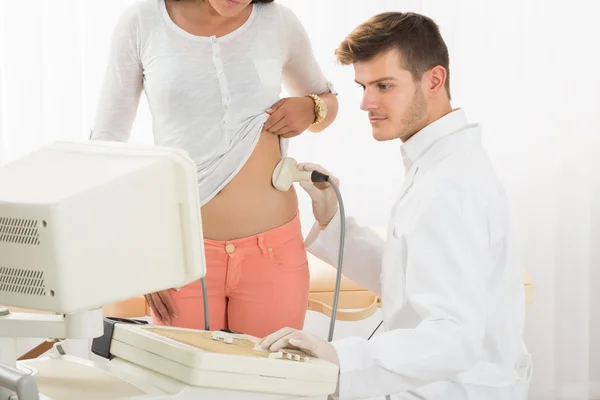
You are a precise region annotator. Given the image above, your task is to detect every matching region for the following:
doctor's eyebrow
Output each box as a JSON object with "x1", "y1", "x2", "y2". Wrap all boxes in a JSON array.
[{"x1": 355, "y1": 77, "x2": 398, "y2": 86}]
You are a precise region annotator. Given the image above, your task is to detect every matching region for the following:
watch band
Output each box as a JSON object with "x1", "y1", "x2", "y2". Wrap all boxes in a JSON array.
[{"x1": 307, "y1": 94, "x2": 327, "y2": 125}]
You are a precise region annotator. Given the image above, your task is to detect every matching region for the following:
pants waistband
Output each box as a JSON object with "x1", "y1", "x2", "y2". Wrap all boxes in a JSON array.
[{"x1": 203, "y1": 212, "x2": 302, "y2": 252}]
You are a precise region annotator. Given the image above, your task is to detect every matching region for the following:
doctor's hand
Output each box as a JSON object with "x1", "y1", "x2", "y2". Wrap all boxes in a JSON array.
[
  {"x1": 144, "y1": 290, "x2": 177, "y2": 326},
  {"x1": 259, "y1": 327, "x2": 340, "y2": 366},
  {"x1": 298, "y1": 163, "x2": 339, "y2": 229}
]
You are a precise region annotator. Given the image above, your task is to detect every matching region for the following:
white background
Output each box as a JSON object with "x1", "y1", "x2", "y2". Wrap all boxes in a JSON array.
[{"x1": 2, "y1": 1, "x2": 600, "y2": 398}]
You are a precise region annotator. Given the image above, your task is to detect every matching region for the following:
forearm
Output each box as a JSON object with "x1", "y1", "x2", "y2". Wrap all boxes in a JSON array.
[
  {"x1": 308, "y1": 92, "x2": 338, "y2": 133},
  {"x1": 333, "y1": 321, "x2": 480, "y2": 399},
  {"x1": 306, "y1": 211, "x2": 384, "y2": 295}
]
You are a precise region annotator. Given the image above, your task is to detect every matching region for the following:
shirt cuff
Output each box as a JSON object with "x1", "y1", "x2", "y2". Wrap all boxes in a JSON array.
[
  {"x1": 325, "y1": 80, "x2": 338, "y2": 96},
  {"x1": 331, "y1": 336, "x2": 373, "y2": 399},
  {"x1": 305, "y1": 209, "x2": 341, "y2": 254}
]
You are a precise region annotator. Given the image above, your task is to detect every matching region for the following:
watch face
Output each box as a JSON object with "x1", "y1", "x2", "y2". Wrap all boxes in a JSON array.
[
  {"x1": 318, "y1": 102, "x2": 327, "y2": 117},
  {"x1": 310, "y1": 95, "x2": 327, "y2": 124}
]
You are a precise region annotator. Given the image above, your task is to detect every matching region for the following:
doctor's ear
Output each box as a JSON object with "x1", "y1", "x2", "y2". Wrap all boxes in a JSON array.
[{"x1": 424, "y1": 66, "x2": 448, "y2": 98}]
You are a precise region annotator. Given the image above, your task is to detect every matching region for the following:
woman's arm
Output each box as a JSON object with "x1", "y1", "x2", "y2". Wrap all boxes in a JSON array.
[
  {"x1": 90, "y1": 4, "x2": 143, "y2": 142},
  {"x1": 308, "y1": 92, "x2": 338, "y2": 133},
  {"x1": 264, "y1": 6, "x2": 338, "y2": 137},
  {"x1": 92, "y1": 6, "x2": 178, "y2": 324}
]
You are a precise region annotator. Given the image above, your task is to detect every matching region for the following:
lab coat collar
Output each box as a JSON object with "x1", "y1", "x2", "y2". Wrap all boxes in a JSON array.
[
  {"x1": 401, "y1": 108, "x2": 468, "y2": 170},
  {"x1": 397, "y1": 109, "x2": 479, "y2": 202}
]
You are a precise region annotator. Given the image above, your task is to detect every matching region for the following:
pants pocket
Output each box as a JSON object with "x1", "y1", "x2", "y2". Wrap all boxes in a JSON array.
[{"x1": 269, "y1": 236, "x2": 309, "y2": 271}]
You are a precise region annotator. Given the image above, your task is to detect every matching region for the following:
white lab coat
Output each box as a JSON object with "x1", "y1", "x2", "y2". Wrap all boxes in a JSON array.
[{"x1": 305, "y1": 110, "x2": 532, "y2": 400}]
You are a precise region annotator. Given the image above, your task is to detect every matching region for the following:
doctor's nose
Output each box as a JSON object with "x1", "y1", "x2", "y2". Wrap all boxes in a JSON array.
[{"x1": 360, "y1": 91, "x2": 379, "y2": 112}]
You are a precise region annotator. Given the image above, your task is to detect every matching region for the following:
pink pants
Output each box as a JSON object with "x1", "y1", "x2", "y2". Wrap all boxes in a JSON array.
[{"x1": 151, "y1": 213, "x2": 310, "y2": 338}]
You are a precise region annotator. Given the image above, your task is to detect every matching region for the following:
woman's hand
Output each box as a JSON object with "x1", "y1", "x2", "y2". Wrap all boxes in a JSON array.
[
  {"x1": 145, "y1": 290, "x2": 177, "y2": 325},
  {"x1": 263, "y1": 97, "x2": 315, "y2": 138}
]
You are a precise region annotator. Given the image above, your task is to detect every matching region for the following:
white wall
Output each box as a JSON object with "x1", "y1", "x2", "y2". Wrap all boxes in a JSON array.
[
  {"x1": 280, "y1": 1, "x2": 600, "y2": 398},
  {"x1": 3, "y1": 1, "x2": 600, "y2": 398}
]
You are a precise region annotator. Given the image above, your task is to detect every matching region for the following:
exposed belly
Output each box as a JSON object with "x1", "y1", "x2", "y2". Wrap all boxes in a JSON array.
[{"x1": 200, "y1": 128, "x2": 298, "y2": 240}]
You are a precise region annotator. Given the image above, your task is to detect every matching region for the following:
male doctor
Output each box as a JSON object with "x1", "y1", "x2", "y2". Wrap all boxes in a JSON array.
[{"x1": 260, "y1": 11, "x2": 532, "y2": 400}]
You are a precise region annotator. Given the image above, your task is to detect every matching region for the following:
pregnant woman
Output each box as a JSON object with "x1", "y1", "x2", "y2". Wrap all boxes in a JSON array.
[{"x1": 90, "y1": 0, "x2": 338, "y2": 337}]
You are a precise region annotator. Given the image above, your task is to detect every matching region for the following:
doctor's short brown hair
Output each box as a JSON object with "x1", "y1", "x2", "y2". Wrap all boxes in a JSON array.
[{"x1": 336, "y1": 12, "x2": 451, "y2": 99}]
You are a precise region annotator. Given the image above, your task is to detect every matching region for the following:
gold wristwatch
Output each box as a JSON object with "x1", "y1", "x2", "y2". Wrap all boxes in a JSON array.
[{"x1": 306, "y1": 94, "x2": 327, "y2": 125}]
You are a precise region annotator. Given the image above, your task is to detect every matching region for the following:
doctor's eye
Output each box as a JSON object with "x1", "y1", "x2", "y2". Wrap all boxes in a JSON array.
[
  {"x1": 378, "y1": 84, "x2": 392, "y2": 90},
  {"x1": 357, "y1": 83, "x2": 366, "y2": 91}
]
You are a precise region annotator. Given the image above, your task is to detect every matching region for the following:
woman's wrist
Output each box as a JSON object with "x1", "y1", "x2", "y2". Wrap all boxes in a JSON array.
[{"x1": 305, "y1": 94, "x2": 327, "y2": 125}]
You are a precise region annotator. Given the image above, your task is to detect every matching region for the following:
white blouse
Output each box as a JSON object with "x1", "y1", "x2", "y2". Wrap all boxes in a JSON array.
[{"x1": 91, "y1": 0, "x2": 335, "y2": 205}]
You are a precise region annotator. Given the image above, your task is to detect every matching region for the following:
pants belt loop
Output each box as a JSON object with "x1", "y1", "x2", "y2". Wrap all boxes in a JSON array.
[{"x1": 257, "y1": 235, "x2": 269, "y2": 257}]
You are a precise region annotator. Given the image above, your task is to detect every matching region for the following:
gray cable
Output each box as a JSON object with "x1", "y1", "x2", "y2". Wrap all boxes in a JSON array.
[
  {"x1": 200, "y1": 277, "x2": 210, "y2": 331},
  {"x1": 368, "y1": 320, "x2": 383, "y2": 340},
  {"x1": 327, "y1": 178, "x2": 345, "y2": 342},
  {"x1": 328, "y1": 179, "x2": 391, "y2": 400}
]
